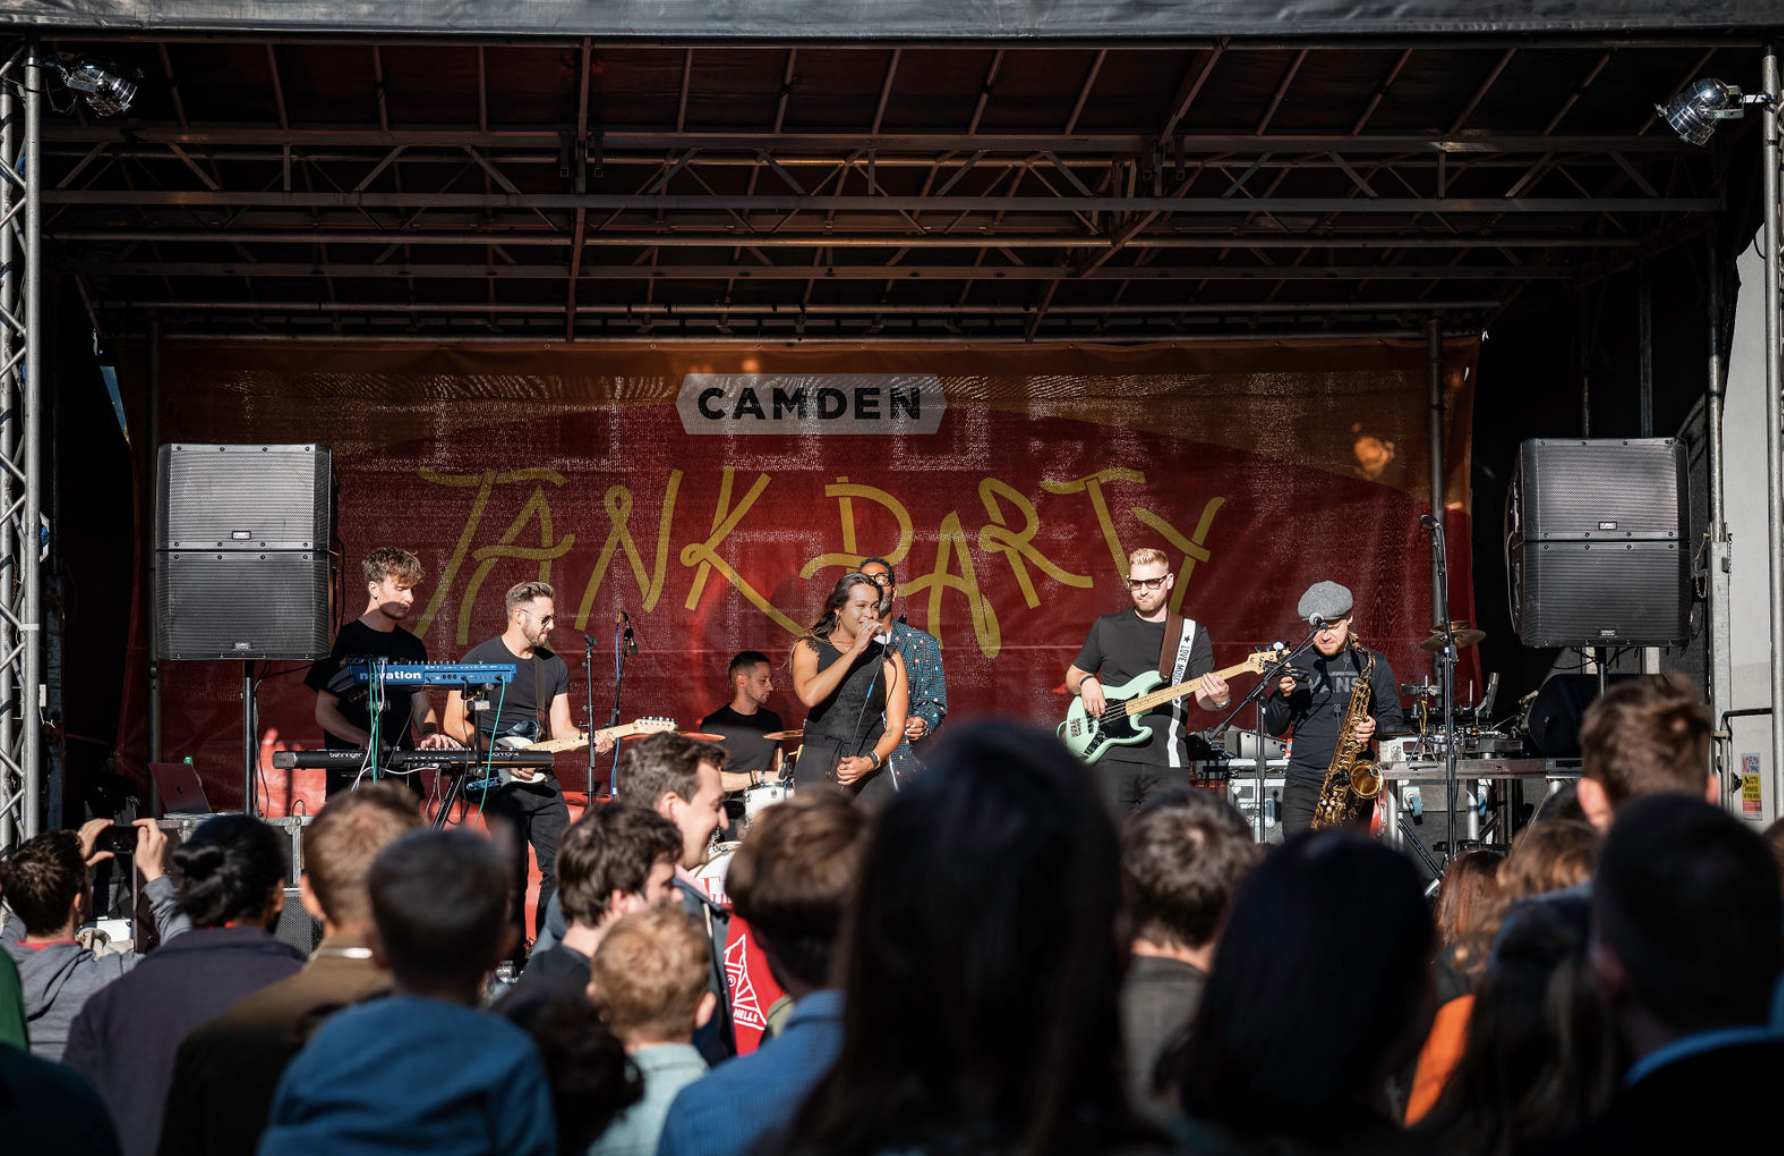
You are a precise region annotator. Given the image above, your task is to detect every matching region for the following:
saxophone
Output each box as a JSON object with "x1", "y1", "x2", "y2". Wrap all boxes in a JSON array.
[{"x1": 1311, "y1": 637, "x2": 1382, "y2": 830}]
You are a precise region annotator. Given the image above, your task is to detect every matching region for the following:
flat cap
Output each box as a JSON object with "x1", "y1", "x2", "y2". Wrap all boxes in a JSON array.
[{"x1": 1297, "y1": 581, "x2": 1353, "y2": 625}]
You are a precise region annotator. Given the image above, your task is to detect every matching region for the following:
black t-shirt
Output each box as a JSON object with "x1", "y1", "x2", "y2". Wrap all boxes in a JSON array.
[
  {"x1": 1072, "y1": 610, "x2": 1215, "y2": 767},
  {"x1": 1262, "y1": 641, "x2": 1405, "y2": 782},
  {"x1": 700, "y1": 704, "x2": 785, "y2": 777},
  {"x1": 303, "y1": 620, "x2": 430, "y2": 751},
  {"x1": 460, "y1": 636, "x2": 571, "y2": 743}
]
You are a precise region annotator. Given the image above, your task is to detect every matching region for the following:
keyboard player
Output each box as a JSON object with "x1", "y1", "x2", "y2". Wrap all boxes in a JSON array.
[{"x1": 304, "y1": 547, "x2": 460, "y2": 797}]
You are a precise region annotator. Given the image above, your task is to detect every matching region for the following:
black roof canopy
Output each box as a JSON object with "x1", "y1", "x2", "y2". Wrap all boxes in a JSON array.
[{"x1": 25, "y1": 24, "x2": 1770, "y2": 344}]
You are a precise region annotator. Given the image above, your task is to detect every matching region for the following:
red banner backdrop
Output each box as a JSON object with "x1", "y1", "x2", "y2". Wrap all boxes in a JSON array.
[{"x1": 117, "y1": 339, "x2": 1479, "y2": 815}]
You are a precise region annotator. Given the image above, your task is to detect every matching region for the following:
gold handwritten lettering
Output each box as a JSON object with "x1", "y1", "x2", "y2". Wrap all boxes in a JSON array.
[
  {"x1": 976, "y1": 478, "x2": 1092, "y2": 608},
  {"x1": 413, "y1": 468, "x2": 569, "y2": 641},
  {"x1": 461, "y1": 485, "x2": 576, "y2": 645},
  {"x1": 1040, "y1": 468, "x2": 1146, "y2": 578},
  {"x1": 799, "y1": 478, "x2": 915, "y2": 580},
  {"x1": 679, "y1": 473, "x2": 804, "y2": 636},
  {"x1": 904, "y1": 511, "x2": 1000, "y2": 658},
  {"x1": 573, "y1": 470, "x2": 683, "y2": 629},
  {"x1": 1133, "y1": 497, "x2": 1226, "y2": 615}
]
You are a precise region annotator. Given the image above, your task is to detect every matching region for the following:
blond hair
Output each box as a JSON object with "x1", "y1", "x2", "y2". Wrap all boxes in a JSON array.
[
  {"x1": 589, "y1": 905, "x2": 711, "y2": 1043},
  {"x1": 1128, "y1": 546, "x2": 1170, "y2": 571},
  {"x1": 361, "y1": 547, "x2": 423, "y2": 588}
]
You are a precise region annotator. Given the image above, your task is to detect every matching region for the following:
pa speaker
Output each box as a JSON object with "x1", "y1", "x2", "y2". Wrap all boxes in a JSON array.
[
  {"x1": 154, "y1": 444, "x2": 331, "y2": 660},
  {"x1": 1524, "y1": 672, "x2": 1638, "y2": 758},
  {"x1": 1506, "y1": 438, "x2": 1688, "y2": 647}
]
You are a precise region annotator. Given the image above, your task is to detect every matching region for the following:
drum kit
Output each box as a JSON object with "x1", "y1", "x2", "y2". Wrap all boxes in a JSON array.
[
  {"x1": 702, "y1": 727, "x2": 804, "y2": 875},
  {"x1": 1402, "y1": 622, "x2": 1525, "y2": 759}
]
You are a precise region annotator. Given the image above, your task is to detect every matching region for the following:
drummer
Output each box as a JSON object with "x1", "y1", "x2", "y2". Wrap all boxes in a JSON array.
[{"x1": 700, "y1": 651, "x2": 787, "y2": 822}]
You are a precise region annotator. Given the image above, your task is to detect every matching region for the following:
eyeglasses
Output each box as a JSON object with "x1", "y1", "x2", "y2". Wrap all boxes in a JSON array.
[
  {"x1": 1126, "y1": 575, "x2": 1169, "y2": 591},
  {"x1": 863, "y1": 573, "x2": 892, "y2": 586},
  {"x1": 519, "y1": 608, "x2": 556, "y2": 627}
]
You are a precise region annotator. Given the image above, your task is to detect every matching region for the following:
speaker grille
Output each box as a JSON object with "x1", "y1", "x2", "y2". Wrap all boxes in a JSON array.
[
  {"x1": 1508, "y1": 438, "x2": 1690, "y2": 649},
  {"x1": 1522, "y1": 439, "x2": 1685, "y2": 540},
  {"x1": 155, "y1": 551, "x2": 330, "y2": 659},
  {"x1": 157, "y1": 443, "x2": 331, "y2": 550},
  {"x1": 1516, "y1": 541, "x2": 1687, "y2": 647}
]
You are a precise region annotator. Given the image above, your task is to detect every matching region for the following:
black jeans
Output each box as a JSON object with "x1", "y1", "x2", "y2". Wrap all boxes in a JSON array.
[
  {"x1": 1095, "y1": 760, "x2": 1192, "y2": 820},
  {"x1": 1281, "y1": 776, "x2": 1373, "y2": 837},
  {"x1": 482, "y1": 775, "x2": 568, "y2": 946}
]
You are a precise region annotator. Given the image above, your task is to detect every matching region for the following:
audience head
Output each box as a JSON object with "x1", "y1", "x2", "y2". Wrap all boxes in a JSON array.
[
  {"x1": 369, "y1": 828, "x2": 513, "y2": 999},
  {"x1": 1434, "y1": 848, "x2": 1504, "y2": 973},
  {"x1": 1594, "y1": 795, "x2": 1783, "y2": 1044},
  {"x1": 615, "y1": 732, "x2": 728, "y2": 867},
  {"x1": 300, "y1": 783, "x2": 424, "y2": 934},
  {"x1": 1121, "y1": 788, "x2": 1261, "y2": 955},
  {"x1": 0, "y1": 830, "x2": 88, "y2": 936},
  {"x1": 496, "y1": 988, "x2": 642, "y2": 1155},
  {"x1": 1764, "y1": 816, "x2": 1784, "y2": 900},
  {"x1": 1577, "y1": 675, "x2": 1715, "y2": 829},
  {"x1": 172, "y1": 814, "x2": 286, "y2": 930},
  {"x1": 1419, "y1": 894, "x2": 1620, "y2": 1153},
  {"x1": 785, "y1": 721, "x2": 1144, "y2": 1156},
  {"x1": 1178, "y1": 832, "x2": 1434, "y2": 1137},
  {"x1": 727, "y1": 793, "x2": 871, "y2": 995},
  {"x1": 1469, "y1": 820, "x2": 1596, "y2": 963},
  {"x1": 588, "y1": 906, "x2": 716, "y2": 1049},
  {"x1": 555, "y1": 803, "x2": 682, "y2": 932}
]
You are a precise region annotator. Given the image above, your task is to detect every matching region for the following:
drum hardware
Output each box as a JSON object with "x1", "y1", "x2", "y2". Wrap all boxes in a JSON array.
[
  {"x1": 761, "y1": 729, "x2": 804, "y2": 742},
  {"x1": 1418, "y1": 623, "x2": 1487, "y2": 652},
  {"x1": 679, "y1": 732, "x2": 727, "y2": 742}
]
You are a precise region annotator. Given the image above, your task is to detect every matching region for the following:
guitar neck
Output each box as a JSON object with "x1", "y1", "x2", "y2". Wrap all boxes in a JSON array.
[
  {"x1": 1124, "y1": 658, "x2": 1261, "y2": 717},
  {"x1": 528, "y1": 723, "x2": 635, "y2": 754}
]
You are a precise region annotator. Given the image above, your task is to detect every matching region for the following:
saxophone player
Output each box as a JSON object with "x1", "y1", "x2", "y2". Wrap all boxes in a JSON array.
[{"x1": 1264, "y1": 582, "x2": 1405, "y2": 835}]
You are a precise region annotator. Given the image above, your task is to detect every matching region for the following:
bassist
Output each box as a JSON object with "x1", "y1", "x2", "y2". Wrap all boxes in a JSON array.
[{"x1": 1066, "y1": 547, "x2": 1229, "y2": 815}]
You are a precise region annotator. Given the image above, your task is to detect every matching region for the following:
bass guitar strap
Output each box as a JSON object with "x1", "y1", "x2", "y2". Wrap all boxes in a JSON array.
[{"x1": 1157, "y1": 610, "x2": 1198, "y2": 768}]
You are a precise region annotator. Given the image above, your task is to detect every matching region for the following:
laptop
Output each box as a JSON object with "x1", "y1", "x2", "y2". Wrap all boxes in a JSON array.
[{"x1": 148, "y1": 762, "x2": 214, "y2": 816}]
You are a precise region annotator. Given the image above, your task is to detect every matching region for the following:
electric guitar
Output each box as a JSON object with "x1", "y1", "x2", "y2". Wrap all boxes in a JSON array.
[
  {"x1": 477, "y1": 717, "x2": 677, "y2": 787},
  {"x1": 1058, "y1": 647, "x2": 1287, "y2": 764}
]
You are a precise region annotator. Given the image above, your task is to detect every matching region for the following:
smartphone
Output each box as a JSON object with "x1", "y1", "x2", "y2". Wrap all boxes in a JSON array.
[{"x1": 95, "y1": 824, "x2": 137, "y2": 855}]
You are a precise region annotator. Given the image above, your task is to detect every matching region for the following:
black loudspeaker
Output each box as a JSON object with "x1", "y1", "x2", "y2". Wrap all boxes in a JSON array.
[
  {"x1": 274, "y1": 886, "x2": 322, "y2": 954},
  {"x1": 1506, "y1": 438, "x2": 1688, "y2": 647},
  {"x1": 154, "y1": 444, "x2": 331, "y2": 660},
  {"x1": 1524, "y1": 672, "x2": 1638, "y2": 758}
]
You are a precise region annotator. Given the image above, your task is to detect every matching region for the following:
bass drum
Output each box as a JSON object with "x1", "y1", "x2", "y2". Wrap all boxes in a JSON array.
[
  {"x1": 695, "y1": 841, "x2": 742, "y2": 906},
  {"x1": 743, "y1": 781, "x2": 791, "y2": 827}
]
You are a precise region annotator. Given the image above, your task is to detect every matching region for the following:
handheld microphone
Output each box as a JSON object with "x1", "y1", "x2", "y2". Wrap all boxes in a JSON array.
[
  {"x1": 873, "y1": 631, "x2": 892, "y2": 647},
  {"x1": 1420, "y1": 513, "x2": 1441, "y2": 529},
  {"x1": 621, "y1": 610, "x2": 638, "y2": 656}
]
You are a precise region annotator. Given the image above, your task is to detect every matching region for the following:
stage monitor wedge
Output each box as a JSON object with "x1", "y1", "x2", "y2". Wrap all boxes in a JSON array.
[
  {"x1": 154, "y1": 443, "x2": 332, "y2": 661},
  {"x1": 1506, "y1": 438, "x2": 1688, "y2": 648}
]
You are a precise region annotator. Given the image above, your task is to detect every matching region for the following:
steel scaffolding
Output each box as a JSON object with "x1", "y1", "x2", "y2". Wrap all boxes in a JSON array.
[{"x1": 0, "y1": 42, "x2": 43, "y2": 846}]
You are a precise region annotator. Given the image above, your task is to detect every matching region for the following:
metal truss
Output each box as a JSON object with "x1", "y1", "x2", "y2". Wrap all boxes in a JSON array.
[
  {"x1": 0, "y1": 43, "x2": 41, "y2": 845},
  {"x1": 35, "y1": 39, "x2": 1740, "y2": 344}
]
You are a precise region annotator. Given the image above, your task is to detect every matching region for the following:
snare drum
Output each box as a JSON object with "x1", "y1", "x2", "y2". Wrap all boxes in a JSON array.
[{"x1": 743, "y1": 781, "x2": 791, "y2": 825}]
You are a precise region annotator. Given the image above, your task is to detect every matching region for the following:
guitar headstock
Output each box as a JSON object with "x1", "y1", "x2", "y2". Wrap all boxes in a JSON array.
[
  {"x1": 1244, "y1": 645, "x2": 1289, "y2": 674},
  {"x1": 631, "y1": 716, "x2": 676, "y2": 736}
]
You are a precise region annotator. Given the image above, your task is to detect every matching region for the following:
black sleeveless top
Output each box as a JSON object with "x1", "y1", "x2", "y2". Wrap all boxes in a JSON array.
[{"x1": 803, "y1": 635, "x2": 890, "y2": 755}]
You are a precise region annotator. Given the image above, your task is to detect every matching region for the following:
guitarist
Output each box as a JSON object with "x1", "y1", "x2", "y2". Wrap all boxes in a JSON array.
[
  {"x1": 1067, "y1": 547, "x2": 1230, "y2": 815},
  {"x1": 1263, "y1": 581, "x2": 1405, "y2": 836},
  {"x1": 443, "y1": 580, "x2": 615, "y2": 953}
]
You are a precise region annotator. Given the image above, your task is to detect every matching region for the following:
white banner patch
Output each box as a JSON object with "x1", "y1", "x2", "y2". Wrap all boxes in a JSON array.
[{"x1": 678, "y1": 373, "x2": 944, "y2": 435}]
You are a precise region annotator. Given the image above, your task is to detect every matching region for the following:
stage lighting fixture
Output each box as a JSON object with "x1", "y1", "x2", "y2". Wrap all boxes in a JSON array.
[
  {"x1": 1656, "y1": 78, "x2": 1775, "y2": 146},
  {"x1": 43, "y1": 55, "x2": 138, "y2": 117}
]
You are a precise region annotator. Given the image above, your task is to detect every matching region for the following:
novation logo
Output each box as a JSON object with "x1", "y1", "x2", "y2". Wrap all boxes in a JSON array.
[{"x1": 677, "y1": 374, "x2": 945, "y2": 436}]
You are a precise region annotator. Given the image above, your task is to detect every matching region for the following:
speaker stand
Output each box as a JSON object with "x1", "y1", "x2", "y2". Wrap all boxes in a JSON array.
[{"x1": 242, "y1": 660, "x2": 258, "y2": 818}]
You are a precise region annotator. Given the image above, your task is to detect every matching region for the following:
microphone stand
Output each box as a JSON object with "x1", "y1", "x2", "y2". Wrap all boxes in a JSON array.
[
  {"x1": 606, "y1": 613, "x2": 637, "y2": 798},
  {"x1": 1209, "y1": 625, "x2": 1322, "y2": 841},
  {"x1": 1428, "y1": 517, "x2": 1461, "y2": 865},
  {"x1": 583, "y1": 633, "x2": 598, "y2": 803}
]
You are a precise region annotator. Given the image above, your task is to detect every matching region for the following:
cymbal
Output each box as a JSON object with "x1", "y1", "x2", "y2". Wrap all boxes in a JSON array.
[
  {"x1": 1418, "y1": 627, "x2": 1486, "y2": 652},
  {"x1": 762, "y1": 729, "x2": 804, "y2": 742},
  {"x1": 680, "y1": 731, "x2": 726, "y2": 742}
]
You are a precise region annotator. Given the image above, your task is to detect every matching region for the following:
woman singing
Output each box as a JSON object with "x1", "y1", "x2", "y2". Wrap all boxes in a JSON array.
[{"x1": 792, "y1": 572, "x2": 909, "y2": 805}]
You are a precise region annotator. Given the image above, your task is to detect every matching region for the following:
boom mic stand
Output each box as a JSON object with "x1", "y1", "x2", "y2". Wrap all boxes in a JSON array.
[
  {"x1": 583, "y1": 632, "x2": 598, "y2": 803},
  {"x1": 1427, "y1": 515, "x2": 1461, "y2": 865},
  {"x1": 606, "y1": 612, "x2": 637, "y2": 798},
  {"x1": 1209, "y1": 625, "x2": 1321, "y2": 841}
]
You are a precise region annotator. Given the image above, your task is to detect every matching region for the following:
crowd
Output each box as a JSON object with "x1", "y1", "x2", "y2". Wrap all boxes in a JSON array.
[{"x1": 0, "y1": 674, "x2": 1780, "y2": 1156}]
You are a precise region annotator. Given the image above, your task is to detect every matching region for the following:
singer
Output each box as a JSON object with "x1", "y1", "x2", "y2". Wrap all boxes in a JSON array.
[
  {"x1": 790, "y1": 571, "x2": 909, "y2": 806},
  {"x1": 1066, "y1": 546, "x2": 1228, "y2": 816}
]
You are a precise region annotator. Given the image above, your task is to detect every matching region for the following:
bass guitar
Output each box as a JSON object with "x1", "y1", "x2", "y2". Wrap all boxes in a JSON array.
[
  {"x1": 1058, "y1": 647, "x2": 1286, "y2": 764},
  {"x1": 484, "y1": 716, "x2": 677, "y2": 784}
]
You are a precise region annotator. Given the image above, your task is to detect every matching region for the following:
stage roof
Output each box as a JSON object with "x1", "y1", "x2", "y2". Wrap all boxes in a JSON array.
[
  {"x1": 5, "y1": 1, "x2": 1779, "y2": 40},
  {"x1": 21, "y1": 26, "x2": 1770, "y2": 344}
]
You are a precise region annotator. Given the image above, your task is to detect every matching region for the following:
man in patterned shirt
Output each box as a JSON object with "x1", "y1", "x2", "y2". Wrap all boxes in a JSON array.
[{"x1": 857, "y1": 558, "x2": 946, "y2": 788}]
